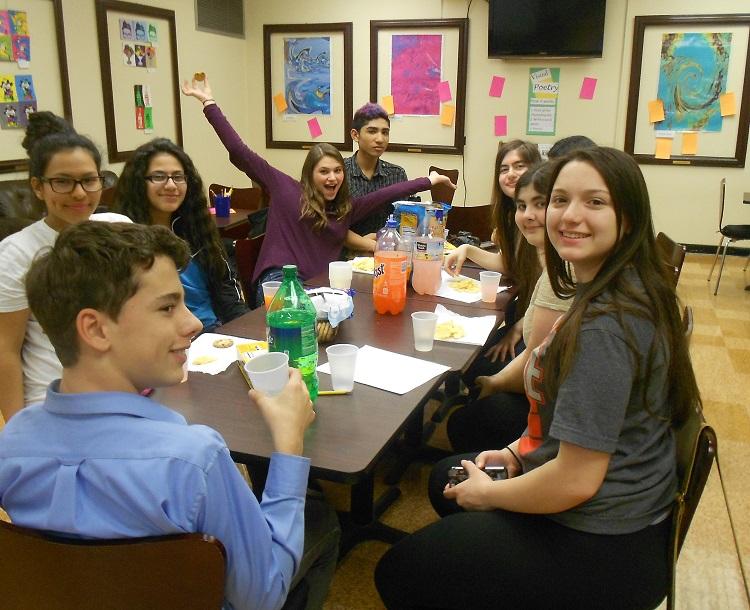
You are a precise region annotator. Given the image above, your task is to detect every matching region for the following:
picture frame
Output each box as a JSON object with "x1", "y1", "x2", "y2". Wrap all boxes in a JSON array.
[
  {"x1": 370, "y1": 18, "x2": 468, "y2": 155},
  {"x1": 0, "y1": 0, "x2": 72, "y2": 173},
  {"x1": 95, "y1": 0, "x2": 182, "y2": 163},
  {"x1": 263, "y1": 22, "x2": 353, "y2": 151},
  {"x1": 624, "y1": 14, "x2": 750, "y2": 168}
]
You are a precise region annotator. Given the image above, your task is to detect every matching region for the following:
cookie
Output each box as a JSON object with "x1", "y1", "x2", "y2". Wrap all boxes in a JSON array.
[
  {"x1": 212, "y1": 338, "x2": 234, "y2": 348},
  {"x1": 193, "y1": 72, "x2": 206, "y2": 81}
]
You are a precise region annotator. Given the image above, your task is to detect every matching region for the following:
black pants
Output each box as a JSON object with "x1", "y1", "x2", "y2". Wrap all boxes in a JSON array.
[{"x1": 375, "y1": 508, "x2": 670, "y2": 610}]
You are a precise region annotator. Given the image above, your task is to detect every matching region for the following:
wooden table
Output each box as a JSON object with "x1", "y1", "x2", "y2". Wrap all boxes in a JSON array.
[
  {"x1": 213, "y1": 208, "x2": 251, "y2": 239},
  {"x1": 155, "y1": 288, "x2": 507, "y2": 554}
]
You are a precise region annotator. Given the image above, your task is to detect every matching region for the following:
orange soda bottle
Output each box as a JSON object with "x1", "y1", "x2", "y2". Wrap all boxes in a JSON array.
[{"x1": 373, "y1": 217, "x2": 407, "y2": 315}]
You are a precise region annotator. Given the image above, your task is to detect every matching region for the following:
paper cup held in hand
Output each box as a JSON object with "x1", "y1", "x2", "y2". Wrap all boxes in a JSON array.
[{"x1": 244, "y1": 352, "x2": 289, "y2": 396}]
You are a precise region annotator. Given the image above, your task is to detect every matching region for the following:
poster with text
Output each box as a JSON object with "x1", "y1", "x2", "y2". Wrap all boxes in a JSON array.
[{"x1": 526, "y1": 67, "x2": 559, "y2": 136}]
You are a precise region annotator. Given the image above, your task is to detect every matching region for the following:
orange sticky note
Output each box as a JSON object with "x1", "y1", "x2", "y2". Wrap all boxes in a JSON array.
[
  {"x1": 648, "y1": 100, "x2": 665, "y2": 123},
  {"x1": 681, "y1": 132, "x2": 698, "y2": 155},
  {"x1": 719, "y1": 92, "x2": 736, "y2": 116},
  {"x1": 440, "y1": 104, "x2": 455, "y2": 127},
  {"x1": 273, "y1": 92, "x2": 287, "y2": 113},
  {"x1": 381, "y1": 95, "x2": 394, "y2": 115},
  {"x1": 654, "y1": 138, "x2": 672, "y2": 159}
]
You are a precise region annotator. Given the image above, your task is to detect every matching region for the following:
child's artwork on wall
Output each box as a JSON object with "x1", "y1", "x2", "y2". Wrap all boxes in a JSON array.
[
  {"x1": 390, "y1": 34, "x2": 442, "y2": 116},
  {"x1": 284, "y1": 36, "x2": 331, "y2": 115},
  {"x1": 145, "y1": 45, "x2": 156, "y2": 69},
  {"x1": 12, "y1": 35, "x2": 29, "y2": 62},
  {"x1": 14, "y1": 74, "x2": 34, "y2": 101},
  {"x1": 0, "y1": 36, "x2": 11, "y2": 61},
  {"x1": 8, "y1": 10, "x2": 28, "y2": 36},
  {"x1": 148, "y1": 23, "x2": 157, "y2": 43},
  {"x1": 134, "y1": 20, "x2": 147, "y2": 42},
  {"x1": 0, "y1": 74, "x2": 17, "y2": 102},
  {"x1": 0, "y1": 103, "x2": 19, "y2": 128},
  {"x1": 122, "y1": 42, "x2": 134, "y2": 66},
  {"x1": 18, "y1": 100, "x2": 35, "y2": 126},
  {"x1": 134, "y1": 44, "x2": 146, "y2": 67},
  {"x1": 0, "y1": 12, "x2": 10, "y2": 36},
  {"x1": 119, "y1": 18, "x2": 134, "y2": 41}
]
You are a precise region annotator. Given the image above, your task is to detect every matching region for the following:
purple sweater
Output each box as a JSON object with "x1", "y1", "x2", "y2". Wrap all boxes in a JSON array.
[{"x1": 204, "y1": 104, "x2": 431, "y2": 283}]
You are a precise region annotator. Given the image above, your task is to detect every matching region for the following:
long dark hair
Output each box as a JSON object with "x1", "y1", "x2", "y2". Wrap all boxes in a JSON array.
[
  {"x1": 299, "y1": 143, "x2": 352, "y2": 232},
  {"x1": 113, "y1": 138, "x2": 227, "y2": 285},
  {"x1": 491, "y1": 140, "x2": 542, "y2": 314},
  {"x1": 543, "y1": 147, "x2": 698, "y2": 425}
]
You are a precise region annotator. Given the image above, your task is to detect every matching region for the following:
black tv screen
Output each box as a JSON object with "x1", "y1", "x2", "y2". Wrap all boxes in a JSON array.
[{"x1": 488, "y1": 0, "x2": 606, "y2": 58}]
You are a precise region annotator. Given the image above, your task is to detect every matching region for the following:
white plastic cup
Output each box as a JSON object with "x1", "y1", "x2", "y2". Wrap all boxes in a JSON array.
[
  {"x1": 329, "y1": 261, "x2": 353, "y2": 290},
  {"x1": 244, "y1": 352, "x2": 289, "y2": 396},
  {"x1": 325, "y1": 343, "x2": 359, "y2": 391},
  {"x1": 411, "y1": 311, "x2": 439, "y2": 352},
  {"x1": 262, "y1": 281, "x2": 282, "y2": 308},
  {"x1": 479, "y1": 271, "x2": 501, "y2": 303}
]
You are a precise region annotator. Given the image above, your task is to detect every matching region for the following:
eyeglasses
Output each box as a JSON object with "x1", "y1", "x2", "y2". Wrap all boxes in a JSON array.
[
  {"x1": 40, "y1": 176, "x2": 105, "y2": 194},
  {"x1": 145, "y1": 173, "x2": 188, "y2": 185}
]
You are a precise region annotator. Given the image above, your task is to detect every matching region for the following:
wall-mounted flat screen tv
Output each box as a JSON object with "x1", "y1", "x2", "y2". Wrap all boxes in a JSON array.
[{"x1": 488, "y1": 0, "x2": 606, "y2": 58}]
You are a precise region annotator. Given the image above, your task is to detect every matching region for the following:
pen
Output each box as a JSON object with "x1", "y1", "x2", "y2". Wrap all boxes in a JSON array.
[
  {"x1": 236, "y1": 360, "x2": 253, "y2": 389},
  {"x1": 318, "y1": 390, "x2": 351, "y2": 396}
]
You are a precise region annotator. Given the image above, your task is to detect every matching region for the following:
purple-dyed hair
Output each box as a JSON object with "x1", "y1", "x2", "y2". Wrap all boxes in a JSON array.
[{"x1": 351, "y1": 102, "x2": 390, "y2": 131}]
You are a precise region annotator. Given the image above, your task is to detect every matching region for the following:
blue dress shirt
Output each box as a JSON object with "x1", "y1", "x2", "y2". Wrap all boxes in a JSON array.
[{"x1": 0, "y1": 381, "x2": 310, "y2": 610}]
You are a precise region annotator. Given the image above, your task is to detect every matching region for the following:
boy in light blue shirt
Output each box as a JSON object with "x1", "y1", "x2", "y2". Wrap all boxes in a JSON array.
[{"x1": 0, "y1": 221, "x2": 338, "y2": 610}]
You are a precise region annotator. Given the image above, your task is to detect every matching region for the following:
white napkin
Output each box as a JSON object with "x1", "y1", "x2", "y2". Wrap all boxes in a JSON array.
[
  {"x1": 435, "y1": 270, "x2": 508, "y2": 303},
  {"x1": 317, "y1": 345, "x2": 450, "y2": 395},
  {"x1": 188, "y1": 333, "x2": 267, "y2": 375},
  {"x1": 432, "y1": 304, "x2": 497, "y2": 346}
]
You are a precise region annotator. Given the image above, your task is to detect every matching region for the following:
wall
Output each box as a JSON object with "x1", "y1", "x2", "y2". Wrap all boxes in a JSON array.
[{"x1": 6, "y1": 0, "x2": 749, "y2": 246}]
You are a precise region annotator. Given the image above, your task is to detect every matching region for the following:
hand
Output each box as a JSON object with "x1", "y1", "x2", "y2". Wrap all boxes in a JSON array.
[
  {"x1": 476, "y1": 448, "x2": 522, "y2": 478},
  {"x1": 363, "y1": 232, "x2": 377, "y2": 241},
  {"x1": 442, "y1": 460, "x2": 496, "y2": 511},
  {"x1": 428, "y1": 171, "x2": 457, "y2": 190},
  {"x1": 475, "y1": 375, "x2": 498, "y2": 399},
  {"x1": 484, "y1": 320, "x2": 523, "y2": 363},
  {"x1": 249, "y1": 368, "x2": 314, "y2": 455},
  {"x1": 443, "y1": 244, "x2": 468, "y2": 276},
  {"x1": 181, "y1": 75, "x2": 214, "y2": 104}
]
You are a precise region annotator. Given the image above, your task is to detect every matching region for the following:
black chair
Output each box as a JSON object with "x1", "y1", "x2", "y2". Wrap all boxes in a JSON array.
[
  {"x1": 707, "y1": 178, "x2": 750, "y2": 294},
  {"x1": 0, "y1": 521, "x2": 226, "y2": 610}
]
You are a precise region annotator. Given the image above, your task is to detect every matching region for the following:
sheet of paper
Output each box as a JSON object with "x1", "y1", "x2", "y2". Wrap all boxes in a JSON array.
[
  {"x1": 489, "y1": 75, "x2": 505, "y2": 98},
  {"x1": 307, "y1": 117, "x2": 322, "y2": 138},
  {"x1": 435, "y1": 270, "x2": 508, "y2": 304},
  {"x1": 719, "y1": 92, "x2": 736, "y2": 116},
  {"x1": 681, "y1": 132, "x2": 698, "y2": 155},
  {"x1": 494, "y1": 115, "x2": 508, "y2": 137},
  {"x1": 188, "y1": 333, "x2": 267, "y2": 375},
  {"x1": 648, "y1": 99, "x2": 665, "y2": 123},
  {"x1": 654, "y1": 137, "x2": 672, "y2": 160},
  {"x1": 440, "y1": 104, "x2": 455, "y2": 126},
  {"x1": 432, "y1": 304, "x2": 497, "y2": 346},
  {"x1": 579, "y1": 77, "x2": 597, "y2": 100},
  {"x1": 439, "y1": 80, "x2": 452, "y2": 102},
  {"x1": 317, "y1": 345, "x2": 451, "y2": 395},
  {"x1": 381, "y1": 95, "x2": 395, "y2": 115},
  {"x1": 273, "y1": 92, "x2": 287, "y2": 113}
]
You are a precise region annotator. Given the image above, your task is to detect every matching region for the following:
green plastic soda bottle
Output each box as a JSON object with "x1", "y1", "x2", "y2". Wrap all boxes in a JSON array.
[{"x1": 266, "y1": 265, "x2": 319, "y2": 401}]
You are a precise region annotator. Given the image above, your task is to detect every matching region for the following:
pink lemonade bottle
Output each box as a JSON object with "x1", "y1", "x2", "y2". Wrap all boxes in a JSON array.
[{"x1": 411, "y1": 208, "x2": 444, "y2": 295}]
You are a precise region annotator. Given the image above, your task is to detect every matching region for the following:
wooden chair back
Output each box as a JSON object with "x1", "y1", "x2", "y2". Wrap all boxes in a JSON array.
[
  {"x1": 656, "y1": 232, "x2": 686, "y2": 287},
  {"x1": 445, "y1": 204, "x2": 493, "y2": 243},
  {"x1": 235, "y1": 234, "x2": 265, "y2": 306},
  {"x1": 428, "y1": 166, "x2": 459, "y2": 205},
  {"x1": 0, "y1": 521, "x2": 226, "y2": 610}
]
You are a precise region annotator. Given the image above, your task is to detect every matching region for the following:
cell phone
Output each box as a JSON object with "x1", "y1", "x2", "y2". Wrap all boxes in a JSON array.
[{"x1": 447, "y1": 465, "x2": 508, "y2": 487}]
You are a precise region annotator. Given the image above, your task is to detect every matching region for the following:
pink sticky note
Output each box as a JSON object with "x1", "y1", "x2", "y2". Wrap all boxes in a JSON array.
[
  {"x1": 439, "y1": 81, "x2": 452, "y2": 102},
  {"x1": 579, "y1": 77, "x2": 597, "y2": 100},
  {"x1": 489, "y1": 75, "x2": 505, "y2": 98},
  {"x1": 494, "y1": 115, "x2": 507, "y2": 137},
  {"x1": 307, "y1": 117, "x2": 322, "y2": 139}
]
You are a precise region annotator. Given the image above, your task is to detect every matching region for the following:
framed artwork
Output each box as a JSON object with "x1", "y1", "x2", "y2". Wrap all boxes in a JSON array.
[
  {"x1": 624, "y1": 14, "x2": 750, "y2": 168},
  {"x1": 95, "y1": 0, "x2": 182, "y2": 163},
  {"x1": 0, "y1": 0, "x2": 71, "y2": 173},
  {"x1": 263, "y1": 22, "x2": 353, "y2": 151},
  {"x1": 370, "y1": 19, "x2": 468, "y2": 155}
]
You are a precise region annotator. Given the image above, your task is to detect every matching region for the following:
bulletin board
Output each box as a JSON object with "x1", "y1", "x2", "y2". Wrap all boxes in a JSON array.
[
  {"x1": 0, "y1": 0, "x2": 71, "y2": 173},
  {"x1": 95, "y1": 0, "x2": 181, "y2": 163}
]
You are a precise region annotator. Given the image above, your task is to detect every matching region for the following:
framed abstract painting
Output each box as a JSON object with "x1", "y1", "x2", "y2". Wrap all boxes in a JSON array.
[
  {"x1": 263, "y1": 22, "x2": 353, "y2": 151},
  {"x1": 370, "y1": 19, "x2": 468, "y2": 155},
  {"x1": 624, "y1": 14, "x2": 750, "y2": 168}
]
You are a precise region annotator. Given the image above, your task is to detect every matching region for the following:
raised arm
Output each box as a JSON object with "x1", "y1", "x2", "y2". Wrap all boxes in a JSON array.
[{"x1": 181, "y1": 76, "x2": 288, "y2": 191}]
